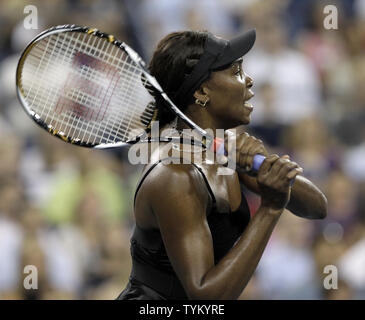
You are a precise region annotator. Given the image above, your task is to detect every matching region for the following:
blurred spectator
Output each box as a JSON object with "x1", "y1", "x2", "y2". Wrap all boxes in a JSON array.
[
  {"x1": 255, "y1": 212, "x2": 321, "y2": 299},
  {"x1": 0, "y1": 182, "x2": 24, "y2": 299},
  {"x1": 282, "y1": 116, "x2": 337, "y2": 185},
  {"x1": 339, "y1": 235, "x2": 365, "y2": 299},
  {"x1": 244, "y1": 18, "x2": 322, "y2": 126},
  {"x1": 132, "y1": 0, "x2": 235, "y2": 58},
  {"x1": 355, "y1": 0, "x2": 365, "y2": 20}
]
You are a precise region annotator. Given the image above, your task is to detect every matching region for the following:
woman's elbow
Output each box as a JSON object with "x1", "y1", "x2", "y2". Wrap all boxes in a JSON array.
[
  {"x1": 315, "y1": 192, "x2": 328, "y2": 219},
  {"x1": 185, "y1": 280, "x2": 240, "y2": 300}
]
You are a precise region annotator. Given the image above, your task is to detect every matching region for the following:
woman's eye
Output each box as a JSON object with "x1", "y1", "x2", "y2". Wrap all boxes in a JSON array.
[{"x1": 235, "y1": 68, "x2": 242, "y2": 77}]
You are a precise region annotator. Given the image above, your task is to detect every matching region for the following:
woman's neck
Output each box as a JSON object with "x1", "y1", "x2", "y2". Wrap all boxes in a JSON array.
[{"x1": 179, "y1": 104, "x2": 226, "y2": 136}]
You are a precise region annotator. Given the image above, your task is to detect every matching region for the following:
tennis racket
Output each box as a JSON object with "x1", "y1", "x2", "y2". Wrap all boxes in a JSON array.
[{"x1": 16, "y1": 24, "x2": 266, "y2": 172}]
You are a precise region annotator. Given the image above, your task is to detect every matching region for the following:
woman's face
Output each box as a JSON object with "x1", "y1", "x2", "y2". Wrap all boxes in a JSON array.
[{"x1": 203, "y1": 59, "x2": 254, "y2": 129}]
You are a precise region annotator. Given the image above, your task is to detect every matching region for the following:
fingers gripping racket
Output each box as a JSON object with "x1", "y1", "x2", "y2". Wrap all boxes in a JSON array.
[{"x1": 16, "y1": 25, "x2": 266, "y2": 172}]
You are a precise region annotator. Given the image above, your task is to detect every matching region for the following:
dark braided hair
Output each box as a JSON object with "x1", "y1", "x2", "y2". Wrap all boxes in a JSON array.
[{"x1": 148, "y1": 31, "x2": 209, "y2": 127}]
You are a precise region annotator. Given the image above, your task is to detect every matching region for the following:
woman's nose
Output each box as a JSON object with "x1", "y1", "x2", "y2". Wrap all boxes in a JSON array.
[{"x1": 245, "y1": 74, "x2": 253, "y2": 88}]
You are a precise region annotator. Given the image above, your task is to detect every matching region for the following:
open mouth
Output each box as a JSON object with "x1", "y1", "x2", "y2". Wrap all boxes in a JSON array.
[{"x1": 244, "y1": 101, "x2": 253, "y2": 111}]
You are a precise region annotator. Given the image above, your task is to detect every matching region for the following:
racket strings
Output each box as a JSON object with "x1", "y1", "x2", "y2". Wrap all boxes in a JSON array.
[
  {"x1": 54, "y1": 35, "x2": 151, "y2": 136},
  {"x1": 19, "y1": 30, "x2": 156, "y2": 145}
]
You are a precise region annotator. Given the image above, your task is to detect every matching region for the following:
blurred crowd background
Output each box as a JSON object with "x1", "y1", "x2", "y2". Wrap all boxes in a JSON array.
[{"x1": 0, "y1": 0, "x2": 364, "y2": 300}]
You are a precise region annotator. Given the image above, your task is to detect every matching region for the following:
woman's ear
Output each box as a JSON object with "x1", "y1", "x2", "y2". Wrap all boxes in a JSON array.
[{"x1": 193, "y1": 87, "x2": 210, "y2": 105}]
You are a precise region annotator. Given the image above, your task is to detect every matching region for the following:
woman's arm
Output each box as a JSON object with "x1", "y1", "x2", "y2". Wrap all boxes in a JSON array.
[
  {"x1": 226, "y1": 129, "x2": 327, "y2": 220},
  {"x1": 238, "y1": 170, "x2": 327, "y2": 220},
  {"x1": 143, "y1": 155, "x2": 297, "y2": 300}
]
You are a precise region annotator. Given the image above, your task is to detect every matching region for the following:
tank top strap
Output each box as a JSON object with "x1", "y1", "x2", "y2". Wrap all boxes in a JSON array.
[
  {"x1": 133, "y1": 157, "x2": 216, "y2": 207},
  {"x1": 190, "y1": 162, "x2": 216, "y2": 205}
]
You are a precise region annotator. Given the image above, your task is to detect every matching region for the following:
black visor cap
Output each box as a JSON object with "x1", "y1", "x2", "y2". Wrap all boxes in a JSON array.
[{"x1": 211, "y1": 29, "x2": 256, "y2": 69}]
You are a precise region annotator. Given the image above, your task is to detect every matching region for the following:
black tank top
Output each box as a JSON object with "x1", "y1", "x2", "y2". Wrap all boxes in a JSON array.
[{"x1": 117, "y1": 159, "x2": 251, "y2": 300}]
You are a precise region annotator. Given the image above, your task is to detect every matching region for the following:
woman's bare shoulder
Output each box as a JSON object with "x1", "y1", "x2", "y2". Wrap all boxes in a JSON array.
[{"x1": 142, "y1": 162, "x2": 210, "y2": 204}]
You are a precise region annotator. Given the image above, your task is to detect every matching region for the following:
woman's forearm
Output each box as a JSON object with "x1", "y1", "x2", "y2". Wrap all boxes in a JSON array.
[
  {"x1": 237, "y1": 170, "x2": 327, "y2": 220},
  {"x1": 287, "y1": 175, "x2": 327, "y2": 220},
  {"x1": 194, "y1": 205, "x2": 282, "y2": 300}
]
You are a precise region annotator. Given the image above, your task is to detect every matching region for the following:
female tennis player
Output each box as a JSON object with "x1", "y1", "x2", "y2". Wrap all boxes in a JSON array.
[{"x1": 117, "y1": 29, "x2": 327, "y2": 300}]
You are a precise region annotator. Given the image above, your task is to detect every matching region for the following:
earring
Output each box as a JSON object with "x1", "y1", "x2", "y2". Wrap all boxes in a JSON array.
[{"x1": 195, "y1": 98, "x2": 208, "y2": 107}]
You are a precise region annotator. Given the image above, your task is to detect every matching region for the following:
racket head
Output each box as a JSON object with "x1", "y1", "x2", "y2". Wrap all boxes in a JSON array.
[{"x1": 16, "y1": 25, "x2": 158, "y2": 148}]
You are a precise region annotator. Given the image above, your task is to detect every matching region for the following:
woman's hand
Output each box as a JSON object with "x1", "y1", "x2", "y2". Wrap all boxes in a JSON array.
[
  {"x1": 225, "y1": 129, "x2": 268, "y2": 172},
  {"x1": 225, "y1": 128, "x2": 303, "y2": 210},
  {"x1": 257, "y1": 154, "x2": 303, "y2": 210}
]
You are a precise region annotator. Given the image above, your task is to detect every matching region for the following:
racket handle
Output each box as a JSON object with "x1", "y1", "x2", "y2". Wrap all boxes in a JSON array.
[
  {"x1": 212, "y1": 138, "x2": 294, "y2": 185},
  {"x1": 213, "y1": 137, "x2": 264, "y2": 174}
]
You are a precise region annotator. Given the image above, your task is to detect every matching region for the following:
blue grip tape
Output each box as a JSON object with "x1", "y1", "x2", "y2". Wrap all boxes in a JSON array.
[{"x1": 252, "y1": 154, "x2": 266, "y2": 172}]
